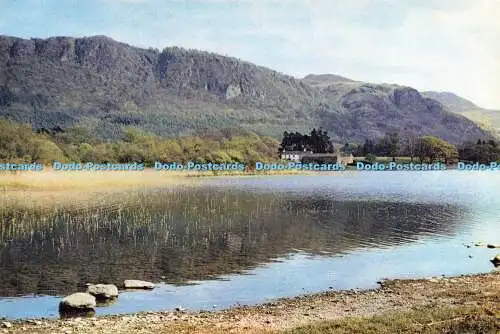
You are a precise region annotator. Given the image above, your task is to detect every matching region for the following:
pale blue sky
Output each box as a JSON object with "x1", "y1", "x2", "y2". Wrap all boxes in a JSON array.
[{"x1": 1, "y1": 0, "x2": 499, "y2": 109}]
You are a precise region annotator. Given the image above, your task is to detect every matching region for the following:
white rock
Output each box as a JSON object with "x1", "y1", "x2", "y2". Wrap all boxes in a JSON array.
[
  {"x1": 86, "y1": 284, "x2": 119, "y2": 299},
  {"x1": 123, "y1": 280, "x2": 155, "y2": 289},
  {"x1": 60, "y1": 293, "x2": 96, "y2": 310},
  {"x1": 1, "y1": 322, "x2": 12, "y2": 328}
]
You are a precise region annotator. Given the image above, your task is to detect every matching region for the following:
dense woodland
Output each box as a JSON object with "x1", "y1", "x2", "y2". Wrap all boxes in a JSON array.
[
  {"x1": 0, "y1": 119, "x2": 499, "y2": 166},
  {"x1": 278, "y1": 129, "x2": 335, "y2": 153},
  {"x1": 0, "y1": 119, "x2": 280, "y2": 166}
]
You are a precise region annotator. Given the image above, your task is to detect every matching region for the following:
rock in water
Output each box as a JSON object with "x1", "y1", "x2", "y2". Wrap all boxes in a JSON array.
[
  {"x1": 86, "y1": 284, "x2": 119, "y2": 300},
  {"x1": 490, "y1": 255, "x2": 500, "y2": 267},
  {"x1": 123, "y1": 280, "x2": 155, "y2": 289},
  {"x1": 59, "y1": 293, "x2": 96, "y2": 312}
]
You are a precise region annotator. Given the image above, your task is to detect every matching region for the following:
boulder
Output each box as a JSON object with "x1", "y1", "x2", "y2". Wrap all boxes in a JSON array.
[
  {"x1": 86, "y1": 284, "x2": 119, "y2": 300},
  {"x1": 1, "y1": 321, "x2": 12, "y2": 328},
  {"x1": 490, "y1": 255, "x2": 500, "y2": 267},
  {"x1": 59, "y1": 293, "x2": 96, "y2": 312},
  {"x1": 123, "y1": 280, "x2": 155, "y2": 289}
]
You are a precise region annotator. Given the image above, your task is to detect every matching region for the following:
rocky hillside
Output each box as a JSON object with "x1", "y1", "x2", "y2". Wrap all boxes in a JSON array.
[
  {"x1": 0, "y1": 35, "x2": 492, "y2": 144},
  {"x1": 423, "y1": 91, "x2": 500, "y2": 137}
]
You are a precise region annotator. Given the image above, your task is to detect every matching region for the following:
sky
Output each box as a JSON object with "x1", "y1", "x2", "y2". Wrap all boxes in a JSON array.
[{"x1": 1, "y1": 0, "x2": 499, "y2": 109}]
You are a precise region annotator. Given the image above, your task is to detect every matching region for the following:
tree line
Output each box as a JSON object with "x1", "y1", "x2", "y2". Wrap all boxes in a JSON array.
[
  {"x1": 279, "y1": 128, "x2": 334, "y2": 153},
  {"x1": 0, "y1": 119, "x2": 280, "y2": 166},
  {"x1": 340, "y1": 132, "x2": 500, "y2": 163},
  {"x1": 1, "y1": 118, "x2": 499, "y2": 167}
]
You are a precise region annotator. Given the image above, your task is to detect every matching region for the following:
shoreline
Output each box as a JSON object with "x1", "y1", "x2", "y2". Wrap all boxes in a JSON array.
[
  {"x1": 2, "y1": 166, "x2": 498, "y2": 191},
  {"x1": 2, "y1": 271, "x2": 498, "y2": 333},
  {"x1": 0, "y1": 168, "x2": 317, "y2": 190}
]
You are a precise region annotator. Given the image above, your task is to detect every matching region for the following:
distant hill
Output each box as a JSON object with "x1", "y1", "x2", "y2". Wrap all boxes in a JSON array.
[
  {"x1": 422, "y1": 91, "x2": 478, "y2": 112},
  {"x1": 301, "y1": 74, "x2": 356, "y2": 87},
  {"x1": 0, "y1": 35, "x2": 493, "y2": 144},
  {"x1": 423, "y1": 91, "x2": 500, "y2": 137}
]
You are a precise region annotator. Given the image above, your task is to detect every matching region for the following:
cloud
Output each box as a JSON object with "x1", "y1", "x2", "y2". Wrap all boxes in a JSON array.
[{"x1": 233, "y1": 0, "x2": 500, "y2": 108}]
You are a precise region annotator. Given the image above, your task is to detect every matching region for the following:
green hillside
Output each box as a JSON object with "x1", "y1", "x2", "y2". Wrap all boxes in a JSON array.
[{"x1": 0, "y1": 35, "x2": 493, "y2": 145}]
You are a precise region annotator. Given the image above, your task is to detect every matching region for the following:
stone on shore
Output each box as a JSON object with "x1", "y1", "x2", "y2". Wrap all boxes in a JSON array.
[
  {"x1": 1, "y1": 322, "x2": 12, "y2": 328},
  {"x1": 59, "y1": 293, "x2": 96, "y2": 311},
  {"x1": 86, "y1": 284, "x2": 119, "y2": 300},
  {"x1": 490, "y1": 254, "x2": 500, "y2": 267},
  {"x1": 123, "y1": 280, "x2": 155, "y2": 289}
]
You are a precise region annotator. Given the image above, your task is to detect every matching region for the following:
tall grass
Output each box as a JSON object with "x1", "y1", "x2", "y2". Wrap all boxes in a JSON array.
[
  {"x1": 0, "y1": 169, "x2": 193, "y2": 190},
  {"x1": 0, "y1": 168, "x2": 318, "y2": 190},
  {"x1": 0, "y1": 184, "x2": 465, "y2": 296}
]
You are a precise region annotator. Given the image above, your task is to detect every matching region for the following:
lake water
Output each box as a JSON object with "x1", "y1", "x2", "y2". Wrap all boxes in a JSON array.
[{"x1": 0, "y1": 171, "x2": 499, "y2": 319}]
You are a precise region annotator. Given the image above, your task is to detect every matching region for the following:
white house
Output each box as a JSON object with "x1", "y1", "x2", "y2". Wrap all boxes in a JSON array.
[
  {"x1": 279, "y1": 150, "x2": 312, "y2": 162},
  {"x1": 280, "y1": 150, "x2": 354, "y2": 164}
]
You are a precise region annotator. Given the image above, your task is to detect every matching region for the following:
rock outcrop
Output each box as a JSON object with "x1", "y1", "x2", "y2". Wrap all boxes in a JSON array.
[{"x1": 0, "y1": 34, "x2": 492, "y2": 143}]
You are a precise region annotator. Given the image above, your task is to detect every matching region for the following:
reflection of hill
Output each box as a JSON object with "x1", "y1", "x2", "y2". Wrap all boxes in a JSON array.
[{"x1": 0, "y1": 189, "x2": 465, "y2": 297}]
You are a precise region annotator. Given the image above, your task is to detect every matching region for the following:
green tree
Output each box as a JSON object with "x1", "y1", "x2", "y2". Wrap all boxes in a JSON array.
[
  {"x1": 387, "y1": 132, "x2": 400, "y2": 162},
  {"x1": 365, "y1": 153, "x2": 377, "y2": 163},
  {"x1": 418, "y1": 136, "x2": 458, "y2": 163},
  {"x1": 34, "y1": 139, "x2": 66, "y2": 164}
]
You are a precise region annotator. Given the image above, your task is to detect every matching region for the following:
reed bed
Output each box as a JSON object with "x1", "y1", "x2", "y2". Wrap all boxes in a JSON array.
[
  {"x1": 0, "y1": 168, "x2": 318, "y2": 191},
  {"x1": 0, "y1": 187, "x2": 297, "y2": 289},
  {"x1": 0, "y1": 188, "x2": 280, "y2": 246},
  {"x1": 0, "y1": 183, "x2": 461, "y2": 296},
  {"x1": 0, "y1": 169, "x2": 195, "y2": 190},
  {"x1": 181, "y1": 169, "x2": 316, "y2": 177}
]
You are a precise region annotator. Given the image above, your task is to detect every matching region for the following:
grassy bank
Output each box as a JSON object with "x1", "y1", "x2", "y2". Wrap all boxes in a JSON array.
[
  {"x1": 3, "y1": 271, "x2": 498, "y2": 333},
  {"x1": 0, "y1": 156, "x2": 476, "y2": 191},
  {"x1": 0, "y1": 169, "x2": 193, "y2": 190},
  {"x1": 182, "y1": 169, "x2": 315, "y2": 177},
  {"x1": 0, "y1": 168, "x2": 321, "y2": 190},
  {"x1": 286, "y1": 305, "x2": 499, "y2": 334}
]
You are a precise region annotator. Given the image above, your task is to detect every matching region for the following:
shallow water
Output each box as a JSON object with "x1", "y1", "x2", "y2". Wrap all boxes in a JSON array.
[{"x1": 0, "y1": 171, "x2": 499, "y2": 319}]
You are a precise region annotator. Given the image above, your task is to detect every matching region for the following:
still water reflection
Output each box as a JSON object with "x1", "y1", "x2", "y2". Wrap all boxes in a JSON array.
[{"x1": 0, "y1": 171, "x2": 499, "y2": 319}]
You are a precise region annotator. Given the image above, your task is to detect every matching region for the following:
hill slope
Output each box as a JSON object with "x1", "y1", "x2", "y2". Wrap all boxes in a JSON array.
[
  {"x1": 422, "y1": 91, "x2": 478, "y2": 112},
  {"x1": 423, "y1": 91, "x2": 500, "y2": 137},
  {"x1": 0, "y1": 35, "x2": 492, "y2": 144},
  {"x1": 301, "y1": 74, "x2": 356, "y2": 87}
]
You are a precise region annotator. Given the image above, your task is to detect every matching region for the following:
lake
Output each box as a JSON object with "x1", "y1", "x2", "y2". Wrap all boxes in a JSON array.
[{"x1": 0, "y1": 171, "x2": 499, "y2": 319}]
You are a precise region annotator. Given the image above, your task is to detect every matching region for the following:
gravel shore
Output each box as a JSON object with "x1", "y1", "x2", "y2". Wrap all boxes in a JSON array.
[{"x1": 2, "y1": 271, "x2": 499, "y2": 334}]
